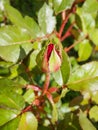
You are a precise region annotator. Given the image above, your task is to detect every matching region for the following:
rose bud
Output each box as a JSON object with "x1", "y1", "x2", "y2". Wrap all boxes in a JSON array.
[{"x1": 42, "y1": 43, "x2": 62, "y2": 73}]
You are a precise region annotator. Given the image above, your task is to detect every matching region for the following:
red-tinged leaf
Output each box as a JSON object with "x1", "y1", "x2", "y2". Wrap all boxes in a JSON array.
[
  {"x1": 49, "y1": 46, "x2": 61, "y2": 72},
  {"x1": 48, "y1": 87, "x2": 58, "y2": 93},
  {"x1": 27, "y1": 85, "x2": 42, "y2": 92},
  {"x1": 46, "y1": 92, "x2": 54, "y2": 105},
  {"x1": 42, "y1": 49, "x2": 49, "y2": 72}
]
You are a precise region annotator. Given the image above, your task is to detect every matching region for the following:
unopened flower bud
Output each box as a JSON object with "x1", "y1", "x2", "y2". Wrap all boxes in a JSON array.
[{"x1": 42, "y1": 43, "x2": 61, "y2": 73}]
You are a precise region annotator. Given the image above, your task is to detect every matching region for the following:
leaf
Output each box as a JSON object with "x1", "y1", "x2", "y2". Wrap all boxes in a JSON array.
[
  {"x1": 0, "y1": 116, "x2": 20, "y2": 130},
  {"x1": 68, "y1": 62, "x2": 98, "y2": 92},
  {"x1": 5, "y1": 5, "x2": 41, "y2": 38},
  {"x1": 61, "y1": 50, "x2": 71, "y2": 84},
  {"x1": 57, "y1": 113, "x2": 81, "y2": 130},
  {"x1": 23, "y1": 88, "x2": 35, "y2": 104},
  {"x1": 0, "y1": 66, "x2": 10, "y2": 76},
  {"x1": 82, "y1": 0, "x2": 98, "y2": 14},
  {"x1": 79, "y1": 110, "x2": 96, "y2": 130},
  {"x1": 0, "y1": 26, "x2": 33, "y2": 63},
  {"x1": 27, "y1": 50, "x2": 40, "y2": 70},
  {"x1": 92, "y1": 91, "x2": 98, "y2": 104},
  {"x1": 89, "y1": 106, "x2": 98, "y2": 122},
  {"x1": 76, "y1": 8, "x2": 95, "y2": 34},
  {"x1": 51, "y1": 104, "x2": 58, "y2": 124},
  {"x1": 0, "y1": 108, "x2": 19, "y2": 126},
  {"x1": 78, "y1": 40, "x2": 92, "y2": 61},
  {"x1": 0, "y1": 78, "x2": 17, "y2": 92},
  {"x1": 38, "y1": 3, "x2": 56, "y2": 34},
  {"x1": 89, "y1": 29, "x2": 98, "y2": 45},
  {"x1": 0, "y1": 43, "x2": 33, "y2": 63},
  {"x1": 0, "y1": 91, "x2": 25, "y2": 110},
  {"x1": 53, "y1": 50, "x2": 70, "y2": 86},
  {"x1": 53, "y1": 0, "x2": 74, "y2": 14},
  {"x1": 52, "y1": 69, "x2": 63, "y2": 86},
  {"x1": 18, "y1": 112, "x2": 38, "y2": 130}
]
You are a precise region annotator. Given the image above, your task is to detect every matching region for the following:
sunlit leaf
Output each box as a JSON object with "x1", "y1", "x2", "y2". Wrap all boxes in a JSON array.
[
  {"x1": 0, "y1": 91, "x2": 25, "y2": 110},
  {"x1": 78, "y1": 40, "x2": 92, "y2": 61},
  {"x1": 5, "y1": 5, "x2": 41, "y2": 38},
  {"x1": 0, "y1": 116, "x2": 20, "y2": 130},
  {"x1": 18, "y1": 112, "x2": 38, "y2": 130},
  {"x1": 68, "y1": 62, "x2": 98, "y2": 92},
  {"x1": 89, "y1": 29, "x2": 98, "y2": 45},
  {"x1": 53, "y1": 50, "x2": 70, "y2": 86},
  {"x1": 89, "y1": 106, "x2": 98, "y2": 122},
  {"x1": 0, "y1": 108, "x2": 19, "y2": 126},
  {"x1": 79, "y1": 110, "x2": 96, "y2": 130},
  {"x1": 23, "y1": 88, "x2": 35, "y2": 104},
  {"x1": 82, "y1": 0, "x2": 98, "y2": 13},
  {"x1": 38, "y1": 3, "x2": 56, "y2": 34},
  {"x1": 53, "y1": 0, "x2": 74, "y2": 14}
]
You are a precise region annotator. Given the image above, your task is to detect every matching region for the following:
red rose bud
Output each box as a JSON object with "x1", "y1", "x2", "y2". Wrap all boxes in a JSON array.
[{"x1": 42, "y1": 43, "x2": 61, "y2": 73}]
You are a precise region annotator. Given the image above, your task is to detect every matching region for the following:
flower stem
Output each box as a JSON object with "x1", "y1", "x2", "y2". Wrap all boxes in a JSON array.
[
  {"x1": 61, "y1": 22, "x2": 75, "y2": 42},
  {"x1": 59, "y1": 13, "x2": 71, "y2": 37},
  {"x1": 43, "y1": 72, "x2": 50, "y2": 95}
]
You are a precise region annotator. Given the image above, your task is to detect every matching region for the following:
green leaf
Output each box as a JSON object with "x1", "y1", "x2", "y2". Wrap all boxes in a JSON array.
[
  {"x1": 52, "y1": 69, "x2": 63, "y2": 86},
  {"x1": 79, "y1": 110, "x2": 96, "y2": 130},
  {"x1": 0, "y1": 26, "x2": 30, "y2": 46},
  {"x1": 57, "y1": 113, "x2": 81, "y2": 130},
  {"x1": 53, "y1": 50, "x2": 70, "y2": 86},
  {"x1": 18, "y1": 112, "x2": 38, "y2": 130},
  {"x1": 61, "y1": 50, "x2": 70, "y2": 84},
  {"x1": 27, "y1": 50, "x2": 40, "y2": 70},
  {"x1": 0, "y1": 91, "x2": 25, "y2": 110},
  {"x1": 53, "y1": 0, "x2": 74, "y2": 14},
  {"x1": 89, "y1": 106, "x2": 98, "y2": 122},
  {"x1": 5, "y1": 5, "x2": 41, "y2": 38},
  {"x1": 0, "y1": 26, "x2": 33, "y2": 63},
  {"x1": 0, "y1": 78, "x2": 17, "y2": 92},
  {"x1": 92, "y1": 91, "x2": 98, "y2": 104},
  {"x1": 23, "y1": 88, "x2": 35, "y2": 104},
  {"x1": 51, "y1": 104, "x2": 58, "y2": 124},
  {"x1": 78, "y1": 40, "x2": 92, "y2": 61},
  {"x1": 0, "y1": 43, "x2": 33, "y2": 63},
  {"x1": 9, "y1": 64, "x2": 25, "y2": 79},
  {"x1": 82, "y1": 0, "x2": 98, "y2": 14},
  {"x1": 68, "y1": 62, "x2": 98, "y2": 92},
  {"x1": 38, "y1": 3, "x2": 56, "y2": 34},
  {"x1": 0, "y1": 116, "x2": 20, "y2": 130},
  {"x1": 0, "y1": 108, "x2": 19, "y2": 126},
  {"x1": 89, "y1": 29, "x2": 98, "y2": 45},
  {"x1": 0, "y1": 66, "x2": 10, "y2": 76},
  {"x1": 76, "y1": 8, "x2": 95, "y2": 34}
]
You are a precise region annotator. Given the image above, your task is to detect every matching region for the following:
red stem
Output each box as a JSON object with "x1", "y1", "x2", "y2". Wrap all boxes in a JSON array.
[
  {"x1": 61, "y1": 22, "x2": 75, "y2": 42},
  {"x1": 65, "y1": 34, "x2": 88, "y2": 52},
  {"x1": 59, "y1": 13, "x2": 71, "y2": 37},
  {"x1": 22, "y1": 105, "x2": 32, "y2": 113},
  {"x1": 43, "y1": 72, "x2": 50, "y2": 95}
]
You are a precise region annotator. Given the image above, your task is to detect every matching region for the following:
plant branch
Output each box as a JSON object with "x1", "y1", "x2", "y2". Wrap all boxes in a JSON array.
[
  {"x1": 43, "y1": 72, "x2": 50, "y2": 95},
  {"x1": 65, "y1": 34, "x2": 88, "y2": 52},
  {"x1": 22, "y1": 105, "x2": 32, "y2": 114},
  {"x1": 59, "y1": 13, "x2": 71, "y2": 37},
  {"x1": 10, "y1": 32, "x2": 54, "y2": 45},
  {"x1": 61, "y1": 22, "x2": 75, "y2": 41},
  {"x1": 62, "y1": 10, "x2": 66, "y2": 21}
]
